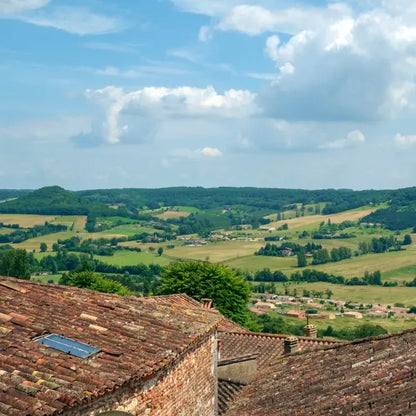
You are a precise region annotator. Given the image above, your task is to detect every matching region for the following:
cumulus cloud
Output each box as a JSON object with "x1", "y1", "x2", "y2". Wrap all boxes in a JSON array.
[
  {"x1": 320, "y1": 130, "x2": 366, "y2": 149},
  {"x1": 171, "y1": 0, "x2": 416, "y2": 123},
  {"x1": 85, "y1": 85, "x2": 259, "y2": 144},
  {"x1": 9, "y1": 6, "x2": 122, "y2": 35},
  {"x1": 395, "y1": 133, "x2": 416, "y2": 147},
  {"x1": 199, "y1": 147, "x2": 222, "y2": 157},
  {"x1": 0, "y1": 0, "x2": 50, "y2": 14}
]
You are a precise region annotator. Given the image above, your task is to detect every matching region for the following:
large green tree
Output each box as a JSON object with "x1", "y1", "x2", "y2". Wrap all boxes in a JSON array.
[
  {"x1": 158, "y1": 262, "x2": 251, "y2": 325},
  {"x1": 0, "y1": 249, "x2": 31, "y2": 280},
  {"x1": 59, "y1": 271, "x2": 130, "y2": 295}
]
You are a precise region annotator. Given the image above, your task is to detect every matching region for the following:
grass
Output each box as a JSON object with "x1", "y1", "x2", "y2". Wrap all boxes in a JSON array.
[
  {"x1": 0, "y1": 214, "x2": 58, "y2": 227},
  {"x1": 166, "y1": 240, "x2": 265, "y2": 263},
  {"x1": 100, "y1": 224, "x2": 159, "y2": 237},
  {"x1": 268, "y1": 282, "x2": 416, "y2": 306},
  {"x1": 269, "y1": 312, "x2": 416, "y2": 334},
  {"x1": 0, "y1": 228, "x2": 13, "y2": 235},
  {"x1": 156, "y1": 211, "x2": 190, "y2": 220},
  {"x1": 31, "y1": 274, "x2": 62, "y2": 283},
  {"x1": 176, "y1": 206, "x2": 200, "y2": 213},
  {"x1": 95, "y1": 250, "x2": 172, "y2": 266},
  {"x1": 267, "y1": 208, "x2": 376, "y2": 231},
  {"x1": 11, "y1": 231, "x2": 75, "y2": 251}
]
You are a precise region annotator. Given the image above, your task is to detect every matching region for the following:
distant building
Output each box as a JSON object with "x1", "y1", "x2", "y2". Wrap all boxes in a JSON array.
[{"x1": 343, "y1": 311, "x2": 363, "y2": 319}]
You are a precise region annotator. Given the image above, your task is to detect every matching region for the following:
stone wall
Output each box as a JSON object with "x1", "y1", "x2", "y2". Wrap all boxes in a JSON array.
[{"x1": 67, "y1": 333, "x2": 217, "y2": 416}]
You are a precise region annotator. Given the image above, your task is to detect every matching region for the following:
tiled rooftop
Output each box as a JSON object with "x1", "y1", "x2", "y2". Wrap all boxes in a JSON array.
[
  {"x1": 219, "y1": 331, "x2": 341, "y2": 370},
  {"x1": 0, "y1": 276, "x2": 221, "y2": 416},
  {"x1": 225, "y1": 329, "x2": 416, "y2": 416},
  {"x1": 140, "y1": 293, "x2": 248, "y2": 333}
]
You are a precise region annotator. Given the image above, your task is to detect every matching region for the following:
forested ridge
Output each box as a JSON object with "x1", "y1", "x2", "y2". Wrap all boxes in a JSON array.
[{"x1": 1, "y1": 186, "x2": 416, "y2": 231}]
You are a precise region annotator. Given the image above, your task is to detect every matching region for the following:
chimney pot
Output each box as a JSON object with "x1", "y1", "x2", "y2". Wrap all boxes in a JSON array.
[
  {"x1": 201, "y1": 298, "x2": 213, "y2": 309},
  {"x1": 303, "y1": 324, "x2": 318, "y2": 338},
  {"x1": 284, "y1": 336, "x2": 298, "y2": 354}
]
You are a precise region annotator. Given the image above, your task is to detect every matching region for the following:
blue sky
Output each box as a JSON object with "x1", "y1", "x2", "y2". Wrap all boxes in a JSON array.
[{"x1": 1, "y1": 0, "x2": 416, "y2": 190}]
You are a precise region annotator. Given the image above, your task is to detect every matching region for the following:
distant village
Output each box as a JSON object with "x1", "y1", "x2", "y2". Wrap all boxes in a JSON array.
[{"x1": 251, "y1": 293, "x2": 416, "y2": 320}]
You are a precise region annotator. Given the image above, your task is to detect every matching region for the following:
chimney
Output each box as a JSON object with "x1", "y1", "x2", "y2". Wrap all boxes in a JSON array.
[
  {"x1": 303, "y1": 324, "x2": 318, "y2": 338},
  {"x1": 201, "y1": 298, "x2": 213, "y2": 309},
  {"x1": 284, "y1": 336, "x2": 298, "y2": 354}
]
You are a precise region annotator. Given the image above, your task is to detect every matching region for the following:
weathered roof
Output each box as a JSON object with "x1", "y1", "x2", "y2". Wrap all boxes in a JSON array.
[
  {"x1": 219, "y1": 331, "x2": 341, "y2": 370},
  {"x1": 139, "y1": 293, "x2": 202, "y2": 308},
  {"x1": 218, "y1": 380, "x2": 245, "y2": 416},
  {"x1": 140, "y1": 293, "x2": 248, "y2": 333},
  {"x1": 225, "y1": 329, "x2": 416, "y2": 416},
  {"x1": 0, "y1": 276, "x2": 221, "y2": 416}
]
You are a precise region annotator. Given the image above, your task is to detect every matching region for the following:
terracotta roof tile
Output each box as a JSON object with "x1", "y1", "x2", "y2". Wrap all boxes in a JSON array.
[
  {"x1": 139, "y1": 293, "x2": 248, "y2": 333},
  {"x1": 225, "y1": 329, "x2": 416, "y2": 416},
  {"x1": 0, "y1": 276, "x2": 221, "y2": 415},
  {"x1": 219, "y1": 331, "x2": 342, "y2": 370}
]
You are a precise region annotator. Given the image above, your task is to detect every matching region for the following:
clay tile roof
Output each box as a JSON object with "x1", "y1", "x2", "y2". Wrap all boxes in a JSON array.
[
  {"x1": 219, "y1": 331, "x2": 342, "y2": 370},
  {"x1": 225, "y1": 329, "x2": 416, "y2": 416},
  {"x1": 218, "y1": 380, "x2": 245, "y2": 415},
  {"x1": 0, "y1": 276, "x2": 221, "y2": 416},
  {"x1": 140, "y1": 294, "x2": 248, "y2": 333}
]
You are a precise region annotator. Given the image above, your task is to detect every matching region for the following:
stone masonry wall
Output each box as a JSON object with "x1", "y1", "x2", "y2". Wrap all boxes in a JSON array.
[{"x1": 66, "y1": 332, "x2": 217, "y2": 416}]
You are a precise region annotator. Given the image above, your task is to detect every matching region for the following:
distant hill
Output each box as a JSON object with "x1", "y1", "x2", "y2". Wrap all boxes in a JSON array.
[
  {"x1": 361, "y1": 187, "x2": 416, "y2": 230},
  {"x1": 2, "y1": 185, "x2": 416, "y2": 230},
  {"x1": 0, "y1": 186, "x2": 89, "y2": 215},
  {"x1": 0, "y1": 186, "x2": 122, "y2": 216},
  {"x1": 77, "y1": 187, "x2": 392, "y2": 213},
  {"x1": 0, "y1": 189, "x2": 30, "y2": 202}
]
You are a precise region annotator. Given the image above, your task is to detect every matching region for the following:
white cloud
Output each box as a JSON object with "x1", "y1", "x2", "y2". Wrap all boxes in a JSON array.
[
  {"x1": 199, "y1": 147, "x2": 222, "y2": 157},
  {"x1": 11, "y1": 6, "x2": 122, "y2": 35},
  {"x1": 395, "y1": 133, "x2": 416, "y2": 147},
  {"x1": 265, "y1": 35, "x2": 280, "y2": 62},
  {"x1": 171, "y1": 0, "x2": 416, "y2": 123},
  {"x1": 169, "y1": 147, "x2": 223, "y2": 159},
  {"x1": 320, "y1": 130, "x2": 366, "y2": 149},
  {"x1": 0, "y1": 0, "x2": 49, "y2": 14},
  {"x1": 86, "y1": 85, "x2": 259, "y2": 144},
  {"x1": 199, "y1": 25, "x2": 213, "y2": 42}
]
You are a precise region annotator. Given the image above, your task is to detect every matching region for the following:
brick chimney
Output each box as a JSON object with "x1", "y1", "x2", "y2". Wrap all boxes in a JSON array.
[
  {"x1": 201, "y1": 298, "x2": 213, "y2": 309},
  {"x1": 303, "y1": 324, "x2": 318, "y2": 338},
  {"x1": 284, "y1": 336, "x2": 298, "y2": 354}
]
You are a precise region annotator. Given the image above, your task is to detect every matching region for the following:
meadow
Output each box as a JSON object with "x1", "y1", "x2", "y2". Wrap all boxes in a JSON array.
[
  {"x1": 269, "y1": 312, "x2": 416, "y2": 334},
  {"x1": 268, "y1": 282, "x2": 416, "y2": 306},
  {"x1": 0, "y1": 214, "x2": 58, "y2": 227},
  {"x1": 2, "y1": 203, "x2": 416, "y2": 306}
]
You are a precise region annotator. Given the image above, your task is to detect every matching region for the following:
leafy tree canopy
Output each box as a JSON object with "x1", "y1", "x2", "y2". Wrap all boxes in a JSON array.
[
  {"x1": 59, "y1": 271, "x2": 130, "y2": 295},
  {"x1": 158, "y1": 262, "x2": 251, "y2": 325},
  {"x1": 0, "y1": 248, "x2": 31, "y2": 280}
]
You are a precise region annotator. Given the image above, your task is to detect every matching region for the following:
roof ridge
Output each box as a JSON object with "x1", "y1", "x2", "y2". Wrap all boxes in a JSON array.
[{"x1": 222, "y1": 331, "x2": 343, "y2": 343}]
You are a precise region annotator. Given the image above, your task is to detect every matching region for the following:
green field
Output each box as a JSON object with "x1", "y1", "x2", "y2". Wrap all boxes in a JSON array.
[
  {"x1": 177, "y1": 206, "x2": 200, "y2": 213},
  {"x1": 270, "y1": 312, "x2": 416, "y2": 334},
  {"x1": 267, "y1": 282, "x2": 416, "y2": 306},
  {"x1": 95, "y1": 250, "x2": 172, "y2": 266},
  {"x1": 0, "y1": 214, "x2": 58, "y2": 227}
]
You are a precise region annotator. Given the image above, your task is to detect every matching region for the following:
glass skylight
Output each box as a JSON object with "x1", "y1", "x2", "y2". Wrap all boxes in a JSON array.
[{"x1": 34, "y1": 334, "x2": 100, "y2": 358}]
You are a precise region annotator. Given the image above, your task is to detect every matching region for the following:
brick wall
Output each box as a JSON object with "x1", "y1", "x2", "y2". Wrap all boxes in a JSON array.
[{"x1": 66, "y1": 332, "x2": 217, "y2": 416}]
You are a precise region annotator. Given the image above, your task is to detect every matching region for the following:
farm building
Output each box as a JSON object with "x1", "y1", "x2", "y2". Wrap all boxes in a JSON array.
[
  {"x1": 343, "y1": 311, "x2": 364, "y2": 319},
  {"x1": 1, "y1": 275, "x2": 416, "y2": 416}
]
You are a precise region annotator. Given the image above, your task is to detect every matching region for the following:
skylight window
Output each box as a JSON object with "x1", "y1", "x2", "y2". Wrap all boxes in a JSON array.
[{"x1": 34, "y1": 334, "x2": 100, "y2": 358}]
